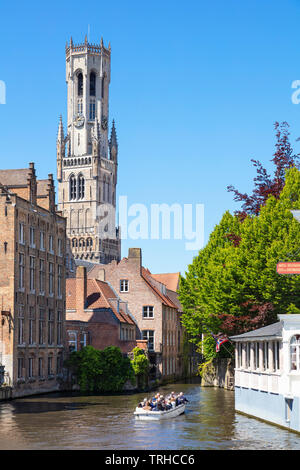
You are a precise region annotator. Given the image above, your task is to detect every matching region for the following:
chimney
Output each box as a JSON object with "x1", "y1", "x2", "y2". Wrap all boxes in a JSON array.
[
  {"x1": 76, "y1": 266, "x2": 87, "y2": 312},
  {"x1": 97, "y1": 268, "x2": 105, "y2": 281},
  {"x1": 128, "y1": 248, "x2": 142, "y2": 271}
]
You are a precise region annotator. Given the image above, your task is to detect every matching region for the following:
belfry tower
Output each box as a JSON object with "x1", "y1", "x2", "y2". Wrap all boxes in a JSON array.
[{"x1": 57, "y1": 36, "x2": 121, "y2": 264}]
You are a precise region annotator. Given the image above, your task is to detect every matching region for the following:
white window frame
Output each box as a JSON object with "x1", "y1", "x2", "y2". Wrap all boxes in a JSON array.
[
  {"x1": 143, "y1": 306, "x2": 154, "y2": 318},
  {"x1": 290, "y1": 335, "x2": 300, "y2": 371},
  {"x1": 19, "y1": 223, "x2": 25, "y2": 245},
  {"x1": 120, "y1": 279, "x2": 129, "y2": 293}
]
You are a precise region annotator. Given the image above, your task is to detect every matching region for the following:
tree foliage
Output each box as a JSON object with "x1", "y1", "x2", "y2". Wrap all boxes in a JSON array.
[
  {"x1": 131, "y1": 347, "x2": 149, "y2": 377},
  {"x1": 227, "y1": 122, "x2": 300, "y2": 220},
  {"x1": 65, "y1": 345, "x2": 135, "y2": 393},
  {"x1": 179, "y1": 167, "x2": 300, "y2": 360}
]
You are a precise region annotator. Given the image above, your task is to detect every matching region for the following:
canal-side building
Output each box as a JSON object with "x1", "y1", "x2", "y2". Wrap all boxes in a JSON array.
[
  {"x1": 231, "y1": 314, "x2": 300, "y2": 433},
  {"x1": 87, "y1": 248, "x2": 184, "y2": 381},
  {"x1": 65, "y1": 266, "x2": 147, "y2": 355},
  {"x1": 0, "y1": 163, "x2": 67, "y2": 398}
]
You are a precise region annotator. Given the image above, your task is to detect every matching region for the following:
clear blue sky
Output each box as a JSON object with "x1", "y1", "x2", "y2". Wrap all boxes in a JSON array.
[{"x1": 1, "y1": 0, "x2": 300, "y2": 275}]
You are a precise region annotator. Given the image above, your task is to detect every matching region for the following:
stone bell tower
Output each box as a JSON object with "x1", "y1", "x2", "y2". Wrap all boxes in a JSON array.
[{"x1": 56, "y1": 36, "x2": 121, "y2": 264}]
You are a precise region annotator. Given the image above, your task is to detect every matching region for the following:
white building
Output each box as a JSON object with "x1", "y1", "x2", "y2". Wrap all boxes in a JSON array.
[
  {"x1": 56, "y1": 36, "x2": 121, "y2": 264},
  {"x1": 231, "y1": 314, "x2": 300, "y2": 432}
]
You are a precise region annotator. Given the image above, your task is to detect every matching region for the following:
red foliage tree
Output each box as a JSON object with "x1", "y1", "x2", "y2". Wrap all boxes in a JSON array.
[
  {"x1": 227, "y1": 122, "x2": 300, "y2": 220},
  {"x1": 217, "y1": 302, "x2": 277, "y2": 337}
]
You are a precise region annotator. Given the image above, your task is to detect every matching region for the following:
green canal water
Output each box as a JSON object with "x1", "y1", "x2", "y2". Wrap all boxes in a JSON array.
[{"x1": 0, "y1": 382, "x2": 300, "y2": 450}]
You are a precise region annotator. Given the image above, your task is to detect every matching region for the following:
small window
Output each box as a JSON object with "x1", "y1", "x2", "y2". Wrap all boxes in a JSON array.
[
  {"x1": 68, "y1": 331, "x2": 77, "y2": 353},
  {"x1": 142, "y1": 330, "x2": 154, "y2": 351},
  {"x1": 30, "y1": 226, "x2": 35, "y2": 248},
  {"x1": 143, "y1": 306, "x2": 154, "y2": 318},
  {"x1": 40, "y1": 231, "x2": 45, "y2": 251},
  {"x1": 120, "y1": 279, "x2": 128, "y2": 292},
  {"x1": 19, "y1": 223, "x2": 25, "y2": 244},
  {"x1": 290, "y1": 335, "x2": 300, "y2": 371},
  {"x1": 49, "y1": 235, "x2": 54, "y2": 253}
]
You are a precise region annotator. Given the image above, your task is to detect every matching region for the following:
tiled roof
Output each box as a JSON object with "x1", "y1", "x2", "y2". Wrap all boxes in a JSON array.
[
  {"x1": 0, "y1": 168, "x2": 30, "y2": 187},
  {"x1": 66, "y1": 278, "x2": 135, "y2": 325},
  {"x1": 230, "y1": 321, "x2": 283, "y2": 341},
  {"x1": 75, "y1": 259, "x2": 101, "y2": 272},
  {"x1": 151, "y1": 272, "x2": 180, "y2": 292},
  {"x1": 166, "y1": 288, "x2": 183, "y2": 312},
  {"x1": 141, "y1": 267, "x2": 178, "y2": 309}
]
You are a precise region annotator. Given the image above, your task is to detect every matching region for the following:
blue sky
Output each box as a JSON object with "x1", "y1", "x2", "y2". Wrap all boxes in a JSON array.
[{"x1": 1, "y1": 0, "x2": 300, "y2": 275}]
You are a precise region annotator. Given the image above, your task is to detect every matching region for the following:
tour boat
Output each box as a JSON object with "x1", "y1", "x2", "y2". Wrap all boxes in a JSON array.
[{"x1": 134, "y1": 403, "x2": 186, "y2": 421}]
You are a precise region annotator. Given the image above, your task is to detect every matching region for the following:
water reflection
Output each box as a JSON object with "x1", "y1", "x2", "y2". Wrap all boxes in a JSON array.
[{"x1": 0, "y1": 383, "x2": 300, "y2": 449}]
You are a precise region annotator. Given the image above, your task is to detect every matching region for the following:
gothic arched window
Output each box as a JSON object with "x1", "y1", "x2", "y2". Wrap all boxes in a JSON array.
[
  {"x1": 72, "y1": 238, "x2": 78, "y2": 248},
  {"x1": 77, "y1": 73, "x2": 83, "y2": 96},
  {"x1": 78, "y1": 174, "x2": 85, "y2": 199},
  {"x1": 70, "y1": 175, "x2": 77, "y2": 200},
  {"x1": 90, "y1": 72, "x2": 96, "y2": 96}
]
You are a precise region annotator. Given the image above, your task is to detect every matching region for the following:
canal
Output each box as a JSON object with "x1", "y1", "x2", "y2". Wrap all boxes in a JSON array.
[{"x1": 0, "y1": 382, "x2": 300, "y2": 450}]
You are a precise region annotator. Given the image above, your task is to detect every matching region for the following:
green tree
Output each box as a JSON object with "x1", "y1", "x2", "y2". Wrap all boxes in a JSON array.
[
  {"x1": 179, "y1": 168, "x2": 300, "y2": 360},
  {"x1": 66, "y1": 345, "x2": 135, "y2": 393},
  {"x1": 131, "y1": 347, "x2": 149, "y2": 389}
]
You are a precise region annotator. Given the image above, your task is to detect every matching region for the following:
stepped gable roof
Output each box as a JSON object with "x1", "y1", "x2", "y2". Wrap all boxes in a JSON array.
[
  {"x1": 230, "y1": 321, "x2": 283, "y2": 341},
  {"x1": 66, "y1": 278, "x2": 134, "y2": 325},
  {"x1": 141, "y1": 267, "x2": 178, "y2": 309},
  {"x1": 37, "y1": 179, "x2": 49, "y2": 196}
]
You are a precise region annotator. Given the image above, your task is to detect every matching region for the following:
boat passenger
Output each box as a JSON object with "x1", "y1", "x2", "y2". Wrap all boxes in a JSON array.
[
  {"x1": 143, "y1": 401, "x2": 152, "y2": 411},
  {"x1": 138, "y1": 398, "x2": 147, "y2": 408},
  {"x1": 176, "y1": 392, "x2": 189, "y2": 405}
]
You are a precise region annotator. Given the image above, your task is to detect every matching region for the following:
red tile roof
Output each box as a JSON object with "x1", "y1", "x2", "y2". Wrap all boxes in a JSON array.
[
  {"x1": 151, "y1": 272, "x2": 180, "y2": 292},
  {"x1": 141, "y1": 267, "x2": 178, "y2": 309},
  {"x1": 66, "y1": 278, "x2": 135, "y2": 325}
]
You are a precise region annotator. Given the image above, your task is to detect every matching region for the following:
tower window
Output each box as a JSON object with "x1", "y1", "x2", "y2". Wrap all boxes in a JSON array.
[
  {"x1": 101, "y1": 76, "x2": 105, "y2": 99},
  {"x1": 89, "y1": 99, "x2": 96, "y2": 120},
  {"x1": 78, "y1": 73, "x2": 83, "y2": 96},
  {"x1": 70, "y1": 175, "x2": 77, "y2": 200},
  {"x1": 77, "y1": 98, "x2": 83, "y2": 114},
  {"x1": 78, "y1": 174, "x2": 85, "y2": 199},
  {"x1": 90, "y1": 72, "x2": 96, "y2": 96}
]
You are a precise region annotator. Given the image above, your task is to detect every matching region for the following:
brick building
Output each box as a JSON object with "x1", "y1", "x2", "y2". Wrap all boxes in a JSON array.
[
  {"x1": 0, "y1": 163, "x2": 67, "y2": 397},
  {"x1": 65, "y1": 266, "x2": 146, "y2": 355},
  {"x1": 88, "y1": 248, "x2": 184, "y2": 380}
]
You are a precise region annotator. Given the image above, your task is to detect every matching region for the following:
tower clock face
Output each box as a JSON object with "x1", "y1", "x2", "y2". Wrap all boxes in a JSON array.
[{"x1": 73, "y1": 113, "x2": 85, "y2": 128}]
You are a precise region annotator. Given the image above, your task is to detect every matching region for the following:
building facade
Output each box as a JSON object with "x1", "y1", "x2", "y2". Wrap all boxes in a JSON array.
[
  {"x1": 88, "y1": 248, "x2": 184, "y2": 380},
  {"x1": 57, "y1": 36, "x2": 120, "y2": 264},
  {"x1": 231, "y1": 314, "x2": 300, "y2": 433},
  {"x1": 0, "y1": 164, "x2": 66, "y2": 398},
  {"x1": 65, "y1": 266, "x2": 147, "y2": 355}
]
